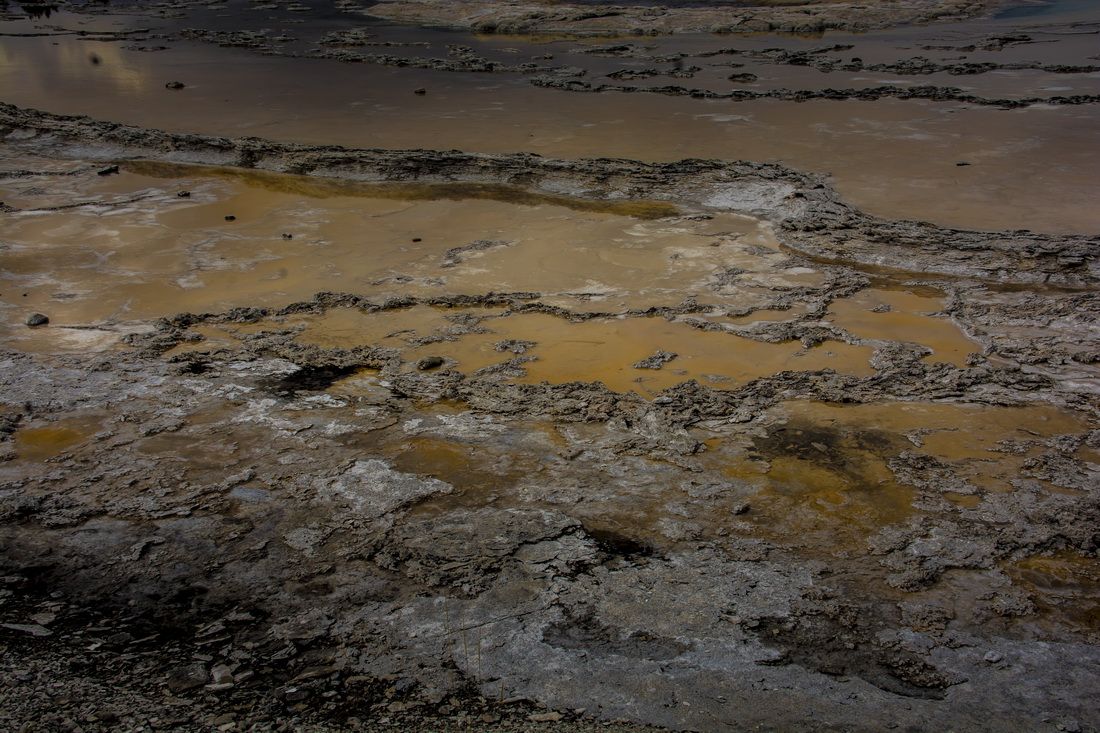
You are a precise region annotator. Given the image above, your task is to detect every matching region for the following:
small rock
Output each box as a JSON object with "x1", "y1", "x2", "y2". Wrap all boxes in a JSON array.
[
  {"x1": 224, "y1": 215, "x2": 236, "y2": 221},
  {"x1": 177, "y1": 191, "x2": 191, "y2": 198},
  {"x1": 165, "y1": 81, "x2": 185, "y2": 89},
  {"x1": 166, "y1": 663, "x2": 209, "y2": 693},
  {"x1": 26, "y1": 313, "x2": 49, "y2": 327},
  {"x1": 632, "y1": 350, "x2": 678, "y2": 370},
  {"x1": 96, "y1": 165, "x2": 120, "y2": 176},
  {"x1": 282, "y1": 232, "x2": 293, "y2": 239},
  {"x1": 211, "y1": 664, "x2": 235, "y2": 684},
  {"x1": 956, "y1": 161, "x2": 971, "y2": 166},
  {"x1": 529, "y1": 711, "x2": 563, "y2": 722},
  {"x1": 105, "y1": 631, "x2": 134, "y2": 646},
  {"x1": 982, "y1": 650, "x2": 1002, "y2": 663},
  {"x1": 416, "y1": 356, "x2": 445, "y2": 371},
  {"x1": 414, "y1": 87, "x2": 427, "y2": 95}
]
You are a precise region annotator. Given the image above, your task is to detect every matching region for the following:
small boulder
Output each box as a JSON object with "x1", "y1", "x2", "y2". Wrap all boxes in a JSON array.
[
  {"x1": 165, "y1": 81, "x2": 185, "y2": 90},
  {"x1": 416, "y1": 356, "x2": 445, "y2": 371},
  {"x1": 166, "y1": 663, "x2": 209, "y2": 693},
  {"x1": 26, "y1": 313, "x2": 49, "y2": 327}
]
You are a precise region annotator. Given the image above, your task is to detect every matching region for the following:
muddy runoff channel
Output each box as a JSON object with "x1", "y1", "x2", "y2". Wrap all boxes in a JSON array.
[{"x1": 2, "y1": 100, "x2": 1100, "y2": 732}]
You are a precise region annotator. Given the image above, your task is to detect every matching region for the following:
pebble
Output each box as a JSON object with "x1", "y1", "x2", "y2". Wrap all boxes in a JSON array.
[
  {"x1": 26, "y1": 313, "x2": 49, "y2": 327},
  {"x1": 165, "y1": 81, "x2": 185, "y2": 89}
]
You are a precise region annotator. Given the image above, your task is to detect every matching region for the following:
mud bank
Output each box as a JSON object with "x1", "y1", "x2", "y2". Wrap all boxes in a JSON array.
[
  {"x1": 362, "y1": 0, "x2": 1012, "y2": 36},
  {"x1": 3, "y1": 109, "x2": 1100, "y2": 732},
  {"x1": 2, "y1": 103, "x2": 1096, "y2": 287}
]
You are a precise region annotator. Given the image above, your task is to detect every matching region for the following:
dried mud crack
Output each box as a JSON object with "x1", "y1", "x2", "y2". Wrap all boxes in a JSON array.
[{"x1": 2, "y1": 106, "x2": 1100, "y2": 733}]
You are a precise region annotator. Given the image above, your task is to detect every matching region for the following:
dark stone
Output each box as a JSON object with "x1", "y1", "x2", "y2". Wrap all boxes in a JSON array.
[
  {"x1": 417, "y1": 356, "x2": 445, "y2": 371},
  {"x1": 177, "y1": 191, "x2": 190, "y2": 197},
  {"x1": 25, "y1": 313, "x2": 49, "y2": 327},
  {"x1": 224, "y1": 215, "x2": 236, "y2": 221},
  {"x1": 414, "y1": 88, "x2": 427, "y2": 95},
  {"x1": 165, "y1": 81, "x2": 185, "y2": 90},
  {"x1": 956, "y1": 161, "x2": 971, "y2": 166},
  {"x1": 96, "y1": 165, "x2": 119, "y2": 176},
  {"x1": 165, "y1": 663, "x2": 208, "y2": 693}
]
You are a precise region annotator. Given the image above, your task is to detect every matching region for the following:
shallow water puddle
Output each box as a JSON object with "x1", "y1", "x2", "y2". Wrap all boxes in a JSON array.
[
  {"x1": 290, "y1": 306, "x2": 876, "y2": 390},
  {"x1": 498, "y1": 312, "x2": 876, "y2": 391},
  {"x1": 11, "y1": 414, "x2": 105, "y2": 461},
  {"x1": 1, "y1": 162, "x2": 758, "y2": 334},
  {"x1": 826, "y1": 284, "x2": 979, "y2": 366}
]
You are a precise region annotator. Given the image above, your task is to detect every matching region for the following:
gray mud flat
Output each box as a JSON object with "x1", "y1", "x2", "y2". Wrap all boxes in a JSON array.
[{"x1": 2, "y1": 103, "x2": 1100, "y2": 733}]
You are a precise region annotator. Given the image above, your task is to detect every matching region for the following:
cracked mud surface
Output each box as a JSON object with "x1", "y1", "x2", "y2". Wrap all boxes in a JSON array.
[{"x1": 2, "y1": 1, "x2": 1100, "y2": 732}]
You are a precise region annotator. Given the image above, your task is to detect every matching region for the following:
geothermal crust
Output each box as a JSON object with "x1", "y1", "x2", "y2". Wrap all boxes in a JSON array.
[{"x1": 1, "y1": 104, "x2": 1100, "y2": 733}]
